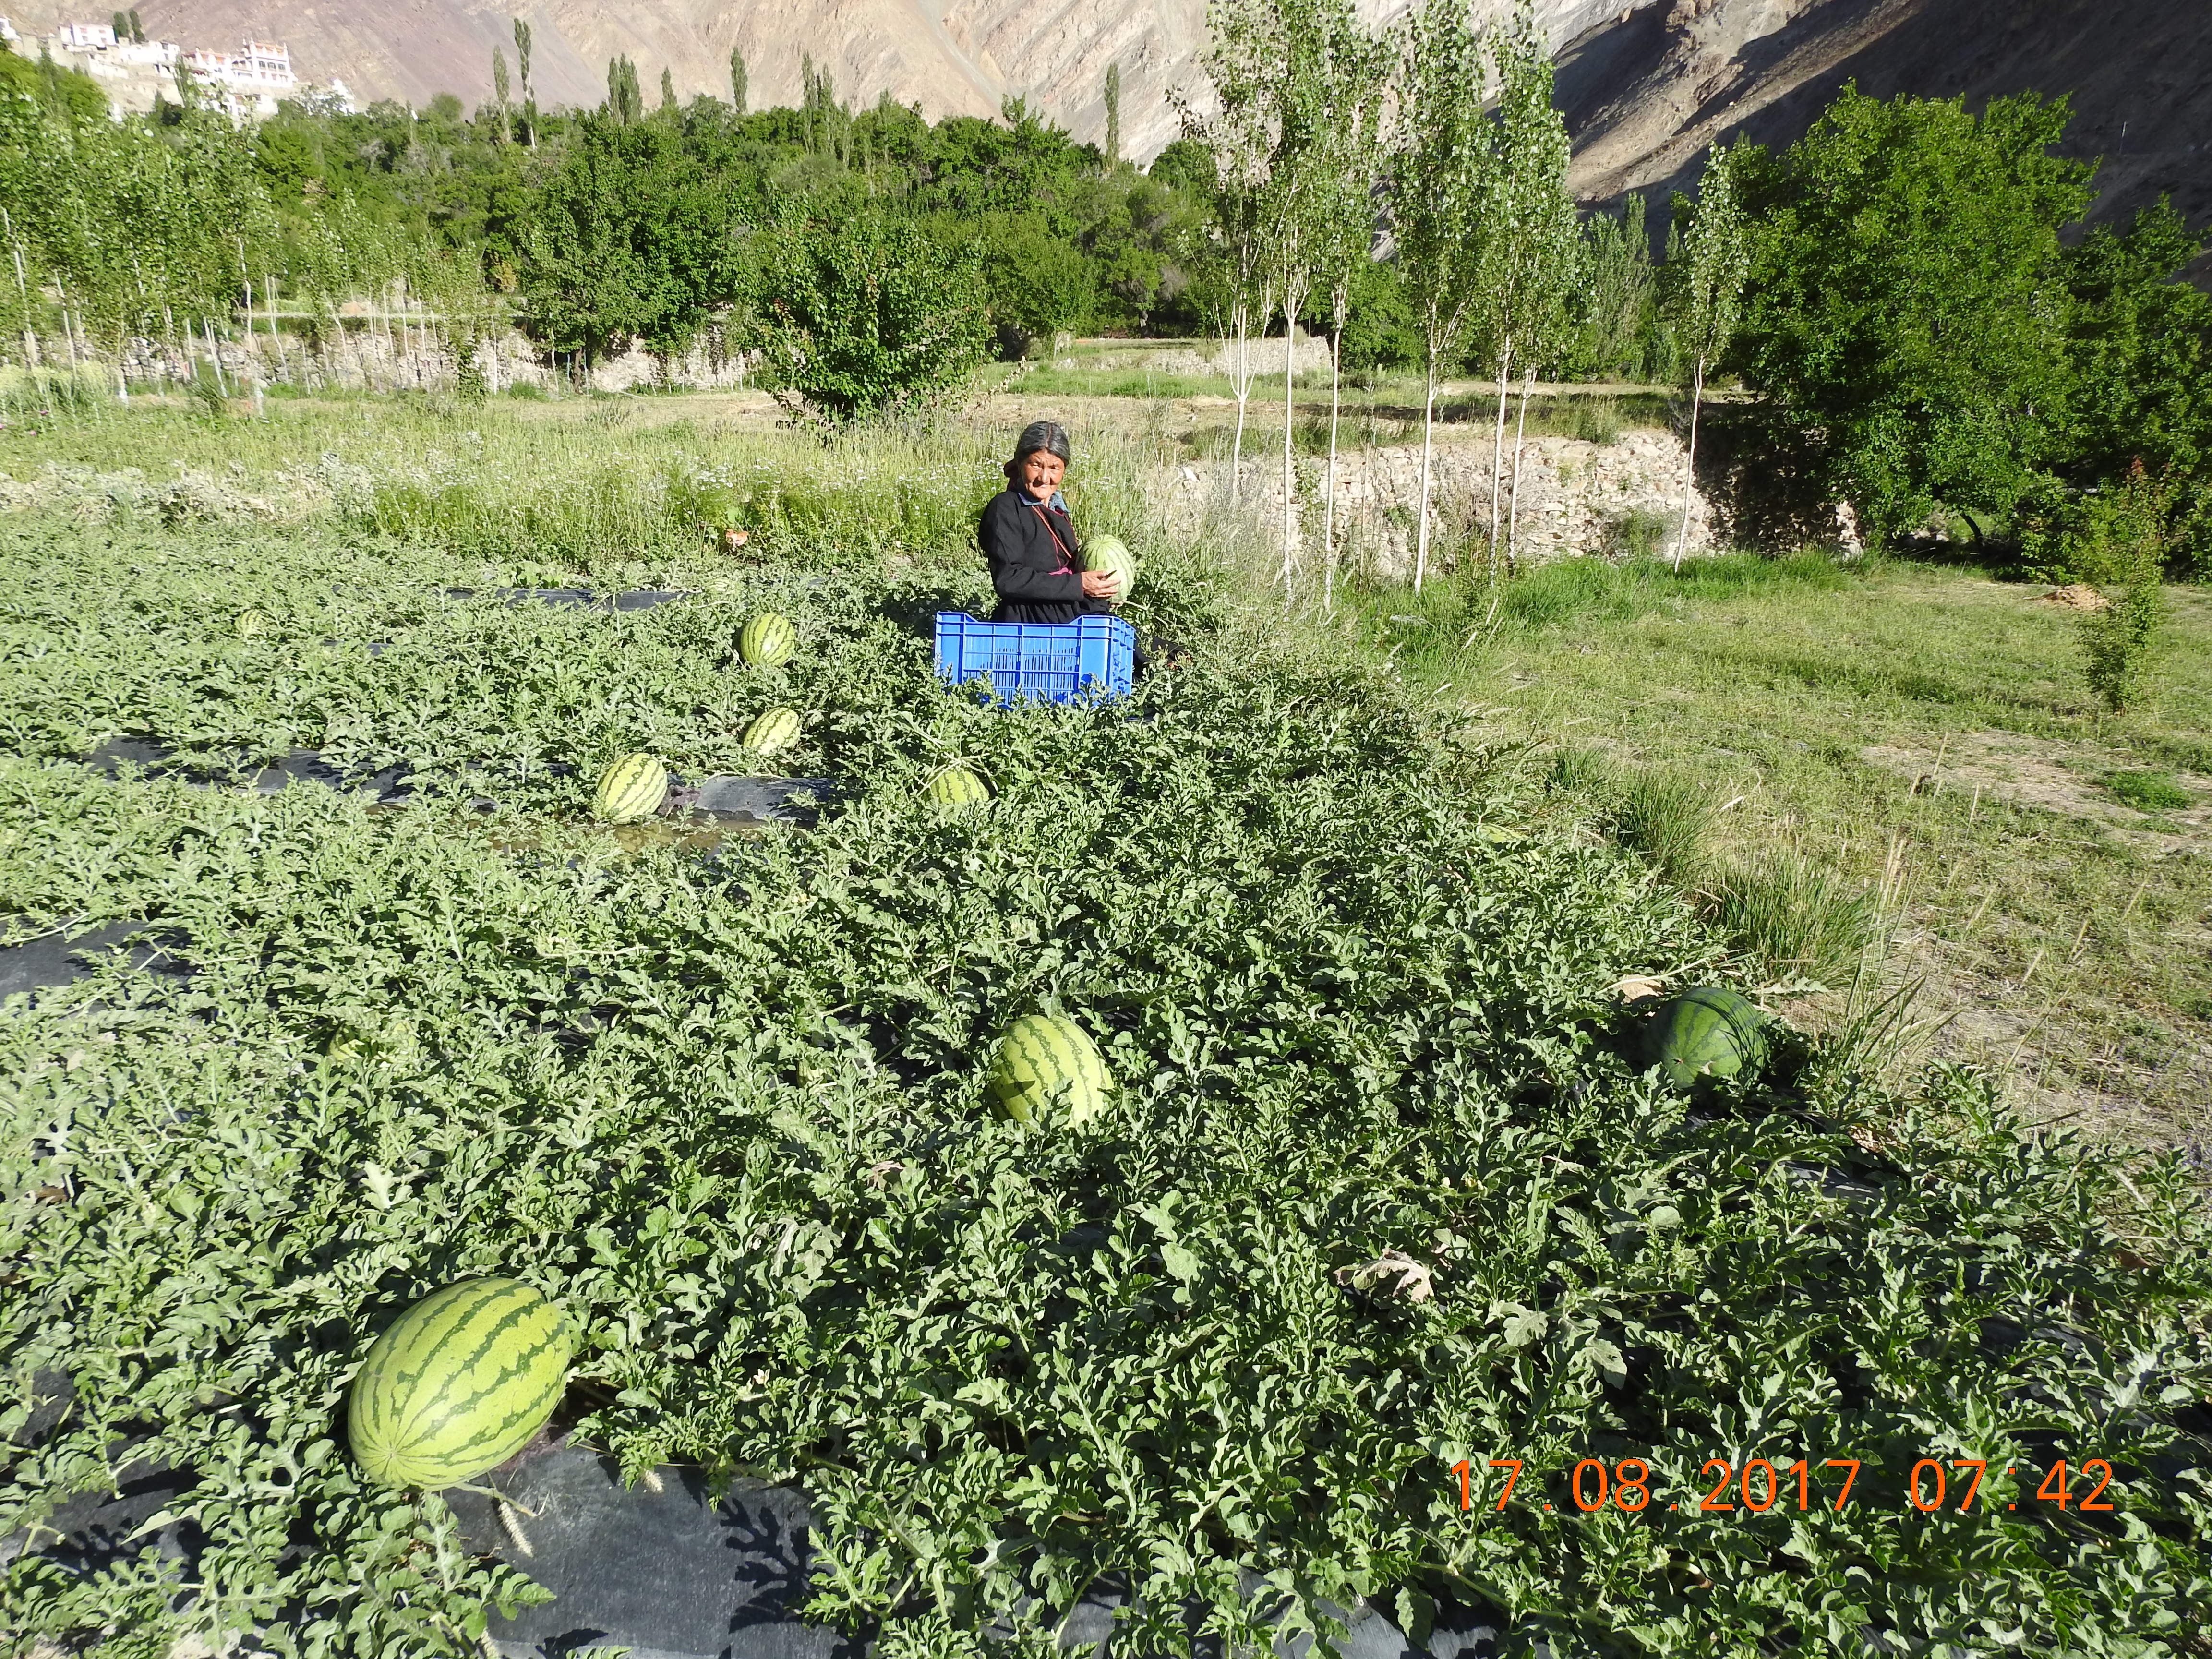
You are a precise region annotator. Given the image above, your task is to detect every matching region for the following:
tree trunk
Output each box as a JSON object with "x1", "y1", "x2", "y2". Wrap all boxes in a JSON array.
[
  {"x1": 1322, "y1": 294, "x2": 1346, "y2": 617},
  {"x1": 1281, "y1": 309, "x2": 1301, "y2": 593},
  {"x1": 1488, "y1": 342, "x2": 1512, "y2": 576},
  {"x1": 1674, "y1": 357, "x2": 1705, "y2": 571},
  {"x1": 1415, "y1": 353, "x2": 1438, "y2": 594},
  {"x1": 1228, "y1": 306, "x2": 1249, "y2": 508},
  {"x1": 1506, "y1": 362, "x2": 1535, "y2": 576}
]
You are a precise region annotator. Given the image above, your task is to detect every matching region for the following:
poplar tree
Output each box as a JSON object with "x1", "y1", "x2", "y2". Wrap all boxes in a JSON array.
[
  {"x1": 1174, "y1": 0, "x2": 1280, "y2": 507},
  {"x1": 492, "y1": 48, "x2": 511, "y2": 142},
  {"x1": 730, "y1": 47, "x2": 748, "y2": 116},
  {"x1": 1103, "y1": 62, "x2": 1121, "y2": 167},
  {"x1": 1391, "y1": 0, "x2": 1490, "y2": 591},
  {"x1": 1475, "y1": 5, "x2": 1577, "y2": 576},
  {"x1": 1298, "y1": 0, "x2": 1387, "y2": 606},
  {"x1": 1666, "y1": 139, "x2": 1749, "y2": 567},
  {"x1": 512, "y1": 18, "x2": 536, "y2": 146}
]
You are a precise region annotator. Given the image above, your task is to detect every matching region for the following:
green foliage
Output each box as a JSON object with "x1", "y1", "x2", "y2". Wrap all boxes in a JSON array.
[
  {"x1": 1734, "y1": 87, "x2": 2094, "y2": 546},
  {"x1": 2057, "y1": 464, "x2": 2173, "y2": 713},
  {"x1": 749, "y1": 212, "x2": 992, "y2": 420},
  {"x1": 976, "y1": 212, "x2": 1097, "y2": 349},
  {"x1": 2104, "y1": 769, "x2": 2190, "y2": 813},
  {"x1": 518, "y1": 115, "x2": 744, "y2": 363},
  {"x1": 0, "y1": 43, "x2": 107, "y2": 122},
  {"x1": 6, "y1": 501, "x2": 2210, "y2": 1659},
  {"x1": 2054, "y1": 200, "x2": 2212, "y2": 573}
]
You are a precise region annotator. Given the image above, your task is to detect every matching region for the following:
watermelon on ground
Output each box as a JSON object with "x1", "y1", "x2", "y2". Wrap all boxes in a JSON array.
[
  {"x1": 988, "y1": 1013, "x2": 1112, "y2": 1125},
  {"x1": 739, "y1": 613, "x2": 796, "y2": 667},
  {"x1": 592, "y1": 753, "x2": 667, "y2": 823},
  {"x1": 743, "y1": 707, "x2": 802, "y2": 754},
  {"x1": 1646, "y1": 986, "x2": 1768, "y2": 1088},
  {"x1": 925, "y1": 764, "x2": 991, "y2": 809},
  {"x1": 347, "y1": 1277, "x2": 574, "y2": 1491}
]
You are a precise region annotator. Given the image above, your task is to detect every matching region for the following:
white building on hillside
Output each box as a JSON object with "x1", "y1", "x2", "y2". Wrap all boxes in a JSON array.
[{"x1": 58, "y1": 20, "x2": 115, "y2": 49}]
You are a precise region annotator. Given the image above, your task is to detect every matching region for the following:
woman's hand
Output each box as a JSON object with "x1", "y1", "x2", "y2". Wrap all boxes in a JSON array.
[{"x1": 1080, "y1": 569, "x2": 1120, "y2": 599}]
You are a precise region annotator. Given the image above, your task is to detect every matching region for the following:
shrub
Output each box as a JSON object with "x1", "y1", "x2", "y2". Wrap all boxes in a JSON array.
[
  {"x1": 2105, "y1": 769, "x2": 2190, "y2": 813},
  {"x1": 2067, "y1": 464, "x2": 2174, "y2": 713}
]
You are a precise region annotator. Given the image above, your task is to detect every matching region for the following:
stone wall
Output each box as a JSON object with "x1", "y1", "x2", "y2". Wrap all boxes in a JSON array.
[
  {"x1": 93, "y1": 323, "x2": 754, "y2": 397},
  {"x1": 1155, "y1": 426, "x2": 1719, "y2": 577}
]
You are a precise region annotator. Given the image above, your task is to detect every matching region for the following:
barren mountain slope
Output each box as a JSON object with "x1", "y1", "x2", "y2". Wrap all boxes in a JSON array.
[
  {"x1": 78, "y1": 0, "x2": 2210, "y2": 260},
  {"x1": 1559, "y1": 0, "x2": 2212, "y2": 251},
  {"x1": 115, "y1": 0, "x2": 1628, "y2": 161}
]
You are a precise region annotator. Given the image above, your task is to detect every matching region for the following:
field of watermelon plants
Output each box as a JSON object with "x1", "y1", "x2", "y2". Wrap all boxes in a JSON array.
[{"x1": 3, "y1": 410, "x2": 2212, "y2": 1659}]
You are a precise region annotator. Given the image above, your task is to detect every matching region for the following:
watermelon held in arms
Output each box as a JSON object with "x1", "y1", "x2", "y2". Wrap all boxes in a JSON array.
[
  {"x1": 1646, "y1": 986, "x2": 1768, "y2": 1089},
  {"x1": 924, "y1": 763, "x2": 991, "y2": 810},
  {"x1": 1083, "y1": 534, "x2": 1138, "y2": 605},
  {"x1": 347, "y1": 1277, "x2": 575, "y2": 1491},
  {"x1": 592, "y1": 753, "x2": 667, "y2": 823},
  {"x1": 742, "y1": 706, "x2": 802, "y2": 754},
  {"x1": 987, "y1": 1013, "x2": 1112, "y2": 1125},
  {"x1": 739, "y1": 613, "x2": 796, "y2": 667}
]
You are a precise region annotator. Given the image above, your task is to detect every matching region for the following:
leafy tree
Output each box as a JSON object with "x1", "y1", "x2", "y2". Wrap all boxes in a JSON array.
[
  {"x1": 730, "y1": 47, "x2": 748, "y2": 117},
  {"x1": 2055, "y1": 200, "x2": 2212, "y2": 572},
  {"x1": 1732, "y1": 86, "x2": 2093, "y2": 546},
  {"x1": 519, "y1": 116, "x2": 740, "y2": 366},
  {"x1": 491, "y1": 47, "x2": 511, "y2": 142},
  {"x1": 977, "y1": 212, "x2": 1095, "y2": 351},
  {"x1": 748, "y1": 210, "x2": 991, "y2": 420},
  {"x1": 605, "y1": 56, "x2": 644, "y2": 125},
  {"x1": 1665, "y1": 140, "x2": 1750, "y2": 566},
  {"x1": 512, "y1": 17, "x2": 535, "y2": 145},
  {"x1": 1147, "y1": 137, "x2": 1213, "y2": 197},
  {"x1": 1571, "y1": 193, "x2": 1657, "y2": 382},
  {"x1": 1390, "y1": 0, "x2": 1490, "y2": 589}
]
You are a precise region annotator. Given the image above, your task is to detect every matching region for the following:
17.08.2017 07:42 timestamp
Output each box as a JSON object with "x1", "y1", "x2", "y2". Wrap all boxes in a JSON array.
[{"x1": 1452, "y1": 1455, "x2": 2118, "y2": 1515}]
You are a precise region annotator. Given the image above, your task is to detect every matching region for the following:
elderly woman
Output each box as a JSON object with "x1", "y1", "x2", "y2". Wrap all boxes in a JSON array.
[{"x1": 979, "y1": 421, "x2": 1119, "y2": 623}]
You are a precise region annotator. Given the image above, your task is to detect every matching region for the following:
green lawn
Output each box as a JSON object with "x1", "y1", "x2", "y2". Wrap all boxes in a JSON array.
[{"x1": 1338, "y1": 553, "x2": 2212, "y2": 1146}]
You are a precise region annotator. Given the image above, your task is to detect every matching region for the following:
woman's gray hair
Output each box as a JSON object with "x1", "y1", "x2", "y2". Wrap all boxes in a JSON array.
[{"x1": 1005, "y1": 421, "x2": 1072, "y2": 480}]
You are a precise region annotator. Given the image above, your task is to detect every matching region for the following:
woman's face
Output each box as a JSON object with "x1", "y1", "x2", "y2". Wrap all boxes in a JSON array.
[{"x1": 1018, "y1": 450, "x2": 1066, "y2": 500}]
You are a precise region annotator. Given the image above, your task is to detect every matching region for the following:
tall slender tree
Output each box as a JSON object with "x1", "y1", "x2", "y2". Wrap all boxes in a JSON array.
[
  {"x1": 730, "y1": 47, "x2": 748, "y2": 116},
  {"x1": 1174, "y1": 0, "x2": 1282, "y2": 508},
  {"x1": 1474, "y1": 5, "x2": 1577, "y2": 576},
  {"x1": 513, "y1": 17, "x2": 536, "y2": 146},
  {"x1": 1309, "y1": 13, "x2": 1388, "y2": 611},
  {"x1": 1103, "y1": 62, "x2": 1121, "y2": 167},
  {"x1": 491, "y1": 48, "x2": 511, "y2": 142},
  {"x1": 1666, "y1": 139, "x2": 1749, "y2": 567},
  {"x1": 1391, "y1": 0, "x2": 1491, "y2": 591}
]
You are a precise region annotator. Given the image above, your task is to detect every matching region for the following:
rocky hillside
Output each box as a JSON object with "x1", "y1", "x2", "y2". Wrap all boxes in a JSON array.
[
  {"x1": 88, "y1": 0, "x2": 2211, "y2": 259},
  {"x1": 1559, "y1": 0, "x2": 2212, "y2": 260}
]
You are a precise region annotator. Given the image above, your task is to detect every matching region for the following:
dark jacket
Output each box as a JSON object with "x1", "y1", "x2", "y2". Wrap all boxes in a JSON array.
[{"x1": 980, "y1": 487, "x2": 1109, "y2": 624}]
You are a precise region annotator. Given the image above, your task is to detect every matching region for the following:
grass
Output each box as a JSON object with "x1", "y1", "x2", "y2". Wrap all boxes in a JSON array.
[{"x1": 1340, "y1": 550, "x2": 2212, "y2": 1143}]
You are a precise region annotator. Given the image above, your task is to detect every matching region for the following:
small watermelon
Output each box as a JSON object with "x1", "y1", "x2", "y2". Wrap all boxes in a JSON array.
[
  {"x1": 988, "y1": 1013, "x2": 1111, "y2": 1126},
  {"x1": 591, "y1": 753, "x2": 667, "y2": 823},
  {"x1": 924, "y1": 764, "x2": 991, "y2": 810},
  {"x1": 234, "y1": 608, "x2": 264, "y2": 638},
  {"x1": 347, "y1": 1277, "x2": 574, "y2": 1491},
  {"x1": 1646, "y1": 986, "x2": 1768, "y2": 1089},
  {"x1": 742, "y1": 707, "x2": 802, "y2": 754},
  {"x1": 1083, "y1": 534, "x2": 1138, "y2": 605},
  {"x1": 739, "y1": 613, "x2": 796, "y2": 667}
]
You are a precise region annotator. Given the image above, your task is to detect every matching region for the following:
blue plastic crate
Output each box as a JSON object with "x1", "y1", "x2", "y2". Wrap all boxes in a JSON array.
[{"x1": 934, "y1": 612, "x2": 1135, "y2": 704}]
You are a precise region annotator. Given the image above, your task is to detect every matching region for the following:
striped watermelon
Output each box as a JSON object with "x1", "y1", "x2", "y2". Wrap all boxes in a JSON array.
[
  {"x1": 925, "y1": 764, "x2": 991, "y2": 810},
  {"x1": 1647, "y1": 986, "x2": 1768, "y2": 1088},
  {"x1": 347, "y1": 1277, "x2": 574, "y2": 1491},
  {"x1": 234, "y1": 608, "x2": 264, "y2": 638},
  {"x1": 591, "y1": 753, "x2": 666, "y2": 823},
  {"x1": 743, "y1": 707, "x2": 802, "y2": 754},
  {"x1": 1083, "y1": 534, "x2": 1138, "y2": 605},
  {"x1": 988, "y1": 1013, "x2": 1111, "y2": 1126},
  {"x1": 739, "y1": 613, "x2": 796, "y2": 667}
]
